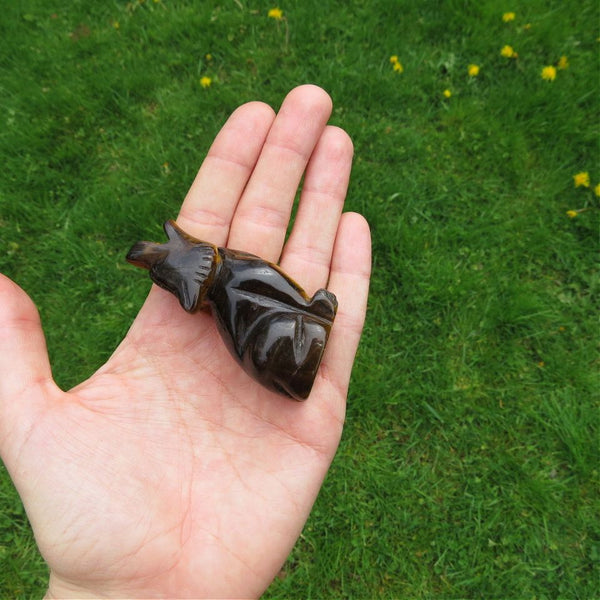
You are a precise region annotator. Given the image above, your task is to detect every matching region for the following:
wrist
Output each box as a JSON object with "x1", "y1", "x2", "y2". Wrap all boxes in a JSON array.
[{"x1": 45, "y1": 573, "x2": 109, "y2": 600}]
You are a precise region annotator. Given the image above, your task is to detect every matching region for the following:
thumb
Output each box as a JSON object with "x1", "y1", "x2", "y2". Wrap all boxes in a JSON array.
[{"x1": 0, "y1": 273, "x2": 55, "y2": 414}]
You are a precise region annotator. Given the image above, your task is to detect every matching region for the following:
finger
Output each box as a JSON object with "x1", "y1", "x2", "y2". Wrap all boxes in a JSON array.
[
  {"x1": 0, "y1": 274, "x2": 54, "y2": 396},
  {"x1": 177, "y1": 101, "x2": 276, "y2": 246},
  {"x1": 279, "y1": 126, "x2": 353, "y2": 296},
  {"x1": 0, "y1": 274, "x2": 56, "y2": 446},
  {"x1": 227, "y1": 85, "x2": 333, "y2": 261},
  {"x1": 319, "y1": 213, "x2": 371, "y2": 396}
]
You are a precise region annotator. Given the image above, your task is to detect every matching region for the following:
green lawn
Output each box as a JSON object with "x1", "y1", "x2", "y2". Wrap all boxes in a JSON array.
[{"x1": 1, "y1": 0, "x2": 598, "y2": 597}]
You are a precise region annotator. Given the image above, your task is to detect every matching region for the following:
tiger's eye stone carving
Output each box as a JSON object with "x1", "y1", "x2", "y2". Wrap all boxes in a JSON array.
[{"x1": 126, "y1": 220, "x2": 337, "y2": 400}]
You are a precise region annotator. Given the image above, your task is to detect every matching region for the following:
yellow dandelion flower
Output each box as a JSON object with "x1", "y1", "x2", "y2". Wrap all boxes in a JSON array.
[
  {"x1": 468, "y1": 64, "x2": 480, "y2": 77},
  {"x1": 393, "y1": 61, "x2": 404, "y2": 73},
  {"x1": 390, "y1": 55, "x2": 399, "y2": 64},
  {"x1": 573, "y1": 172, "x2": 590, "y2": 188},
  {"x1": 557, "y1": 55, "x2": 569, "y2": 70},
  {"x1": 443, "y1": 89, "x2": 452, "y2": 98},
  {"x1": 541, "y1": 65, "x2": 556, "y2": 81},
  {"x1": 501, "y1": 45, "x2": 517, "y2": 58},
  {"x1": 200, "y1": 76, "x2": 212, "y2": 89},
  {"x1": 268, "y1": 7, "x2": 283, "y2": 20},
  {"x1": 205, "y1": 53, "x2": 213, "y2": 61},
  {"x1": 595, "y1": 183, "x2": 600, "y2": 197},
  {"x1": 566, "y1": 210, "x2": 578, "y2": 218},
  {"x1": 502, "y1": 12, "x2": 516, "y2": 22}
]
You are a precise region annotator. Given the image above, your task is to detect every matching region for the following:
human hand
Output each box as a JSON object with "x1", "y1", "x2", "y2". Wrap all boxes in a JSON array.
[{"x1": 0, "y1": 85, "x2": 371, "y2": 598}]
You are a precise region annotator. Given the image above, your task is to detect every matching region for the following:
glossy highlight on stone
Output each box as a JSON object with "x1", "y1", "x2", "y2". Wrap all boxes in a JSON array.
[{"x1": 126, "y1": 220, "x2": 337, "y2": 400}]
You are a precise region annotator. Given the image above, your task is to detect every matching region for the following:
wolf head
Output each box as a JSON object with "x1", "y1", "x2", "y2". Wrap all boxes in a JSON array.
[{"x1": 126, "y1": 220, "x2": 217, "y2": 312}]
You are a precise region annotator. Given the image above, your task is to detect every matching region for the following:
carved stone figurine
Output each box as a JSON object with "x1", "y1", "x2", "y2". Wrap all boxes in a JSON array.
[{"x1": 126, "y1": 220, "x2": 337, "y2": 400}]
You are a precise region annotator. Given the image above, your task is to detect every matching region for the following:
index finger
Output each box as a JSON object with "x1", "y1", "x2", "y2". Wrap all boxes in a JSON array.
[{"x1": 177, "y1": 101, "x2": 276, "y2": 246}]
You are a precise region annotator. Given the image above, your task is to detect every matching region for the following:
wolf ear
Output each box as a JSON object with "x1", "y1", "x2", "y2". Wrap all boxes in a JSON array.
[
  {"x1": 164, "y1": 219, "x2": 184, "y2": 242},
  {"x1": 164, "y1": 219, "x2": 202, "y2": 246}
]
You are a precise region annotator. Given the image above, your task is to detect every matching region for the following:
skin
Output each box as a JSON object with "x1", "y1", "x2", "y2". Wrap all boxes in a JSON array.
[{"x1": 0, "y1": 85, "x2": 371, "y2": 599}]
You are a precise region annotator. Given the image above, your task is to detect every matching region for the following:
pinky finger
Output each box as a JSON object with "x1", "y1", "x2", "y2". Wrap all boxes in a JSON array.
[{"x1": 320, "y1": 212, "x2": 371, "y2": 399}]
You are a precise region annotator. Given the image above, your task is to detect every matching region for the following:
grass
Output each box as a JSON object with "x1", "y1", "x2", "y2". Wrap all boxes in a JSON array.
[{"x1": 1, "y1": 0, "x2": 598, "y2": 597}]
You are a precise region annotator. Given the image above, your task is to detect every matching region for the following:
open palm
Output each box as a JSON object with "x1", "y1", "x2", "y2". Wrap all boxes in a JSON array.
[{"x1": 0, "y1": 85, "x2": 371, "y2": 599}]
